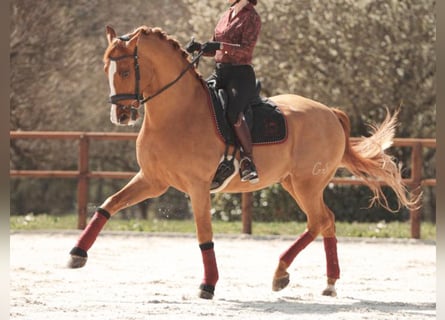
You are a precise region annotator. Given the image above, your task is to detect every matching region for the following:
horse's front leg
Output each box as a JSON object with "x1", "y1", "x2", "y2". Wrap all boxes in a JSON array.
[
  {"x1": 188, "y1": 185, "x2": 218, "y2": 299},
  {"x1": 67, "y1": 171, "x2": 167, "y2": 268}
]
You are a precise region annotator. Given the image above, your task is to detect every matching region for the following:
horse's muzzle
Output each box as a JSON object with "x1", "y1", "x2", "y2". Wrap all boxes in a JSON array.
[{"x1": 110, "y1": 104, "x2": 139, "y2": 126}]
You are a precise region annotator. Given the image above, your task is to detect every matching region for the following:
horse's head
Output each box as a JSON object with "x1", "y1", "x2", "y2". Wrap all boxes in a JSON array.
[
  {"x1": 103, "y1": 26, "x2": 147, "y2": 126},
  {"x1": 103, "y1": 25, "x2": 202, "y2": 126}
]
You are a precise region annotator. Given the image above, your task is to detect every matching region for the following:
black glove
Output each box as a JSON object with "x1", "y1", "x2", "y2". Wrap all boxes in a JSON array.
[
  {"x1": 185, "y1": 38, "x2": 202, "y2": 53},
  {"x1": 201, "y1": 41, "x2": 221, "y2": 53}
]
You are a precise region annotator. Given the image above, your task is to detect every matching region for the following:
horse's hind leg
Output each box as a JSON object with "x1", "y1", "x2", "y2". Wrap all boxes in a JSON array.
[
  {"x1": 320, "y1": 207, "x2": 340, "y2": 297},
  {"x1": 67, "y1": 171, "x2": 167, "y2": 268},
  {"x1": 273, "y1": 177, "x2": 340, "y2": 296},
  {"x1": 272, "y1": 229, "x2": 315, "y2": 292}
]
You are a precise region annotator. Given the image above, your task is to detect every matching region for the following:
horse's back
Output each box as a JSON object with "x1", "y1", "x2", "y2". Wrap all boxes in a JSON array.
[
  {"x1": 270, "y1": 94, "x2": 345, "y2": 140},
  {"x1": 270, "y1": 94, "x2": 337, "y2": 118}
]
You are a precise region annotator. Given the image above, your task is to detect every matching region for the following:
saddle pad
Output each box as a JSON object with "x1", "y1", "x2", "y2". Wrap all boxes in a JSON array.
[{"x1": 206, "y1": 84, "x2": 288, "y2": 146}]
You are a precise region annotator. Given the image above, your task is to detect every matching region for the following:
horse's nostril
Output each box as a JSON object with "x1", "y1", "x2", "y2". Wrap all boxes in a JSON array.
[{"x1": 119, "y1": 114, "x2": 129, "y2": 123}]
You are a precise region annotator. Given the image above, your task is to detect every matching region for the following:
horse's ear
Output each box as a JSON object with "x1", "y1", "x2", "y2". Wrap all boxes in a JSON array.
[{"x1": 106, "y1": 25, "x2": 117, "y2": 44}]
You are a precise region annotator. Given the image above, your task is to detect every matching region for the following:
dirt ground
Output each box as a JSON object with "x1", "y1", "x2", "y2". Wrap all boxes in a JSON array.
[{"x1": 10, "y1": 231, "x2": 436, "y2": 320}]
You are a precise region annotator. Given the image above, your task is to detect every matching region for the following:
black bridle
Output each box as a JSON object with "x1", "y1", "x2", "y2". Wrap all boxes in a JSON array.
[
  {"x1": 109, "y1": 45, "x2": 143, "y2": 106},
  {"x1": 108, "y1": 39, "x2": 203, "y2": 116}
]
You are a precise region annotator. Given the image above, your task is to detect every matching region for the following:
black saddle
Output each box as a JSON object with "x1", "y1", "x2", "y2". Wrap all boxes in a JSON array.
[{"x1": 206, "y1": 80, "x2": 287, "y2": 146}]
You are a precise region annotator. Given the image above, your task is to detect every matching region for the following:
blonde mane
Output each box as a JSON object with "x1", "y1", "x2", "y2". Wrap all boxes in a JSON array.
[{"x1": 103, "y1": 26, "x2": 202, "y2": 79}]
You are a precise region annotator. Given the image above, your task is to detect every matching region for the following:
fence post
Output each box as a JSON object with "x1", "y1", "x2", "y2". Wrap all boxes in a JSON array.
[
  {"x1": 242, "y1": 192, "x2": 253, "y2": 234},
  {"x1": 410, "y1": 143, "x2": 422, "y2": 239},
  {"x1": 77, "y1": 134, "x2": 89, "y2": 229}
]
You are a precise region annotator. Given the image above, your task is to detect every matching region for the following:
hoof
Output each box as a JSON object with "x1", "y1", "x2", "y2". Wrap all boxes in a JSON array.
[
  {"x1": 198, "y1": 284, "x2": 215, "y2": 299},
  {"x1": 322, "y1": 284, "x2": 337, "y2": 297},
  {"x1": 199, "y1": 289, "x2": 214, "y2": 300},
  {"x1": 68, "y1": 247, "x2": 87, "y2": 268},
  {"x1": 67, "y1": 255, "x2": 88, "y2": 268},
  {"x1": 272, "y1": 272, "x2": 290, "y2": 291}
]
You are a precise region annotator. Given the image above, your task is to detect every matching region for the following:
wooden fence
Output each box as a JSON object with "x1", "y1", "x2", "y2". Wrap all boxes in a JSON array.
[{"x1": 10, "y1": 131, "x2": 436, "y2": 238}]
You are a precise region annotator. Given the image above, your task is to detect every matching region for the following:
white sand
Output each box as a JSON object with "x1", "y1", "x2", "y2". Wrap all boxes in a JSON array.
[{"x1": 10, "y1": 231, "x2": 436, "y2": 320}]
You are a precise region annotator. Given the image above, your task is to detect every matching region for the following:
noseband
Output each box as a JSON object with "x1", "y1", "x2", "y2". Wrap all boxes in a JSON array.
[{"x1": 108, "y1": 38, "x2": 203, "y2": 119}]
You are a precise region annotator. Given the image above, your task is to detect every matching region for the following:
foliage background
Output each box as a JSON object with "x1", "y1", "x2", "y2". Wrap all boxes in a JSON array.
[{"x1": 10, "y1": 0, "x2": 436, "y2": 223}]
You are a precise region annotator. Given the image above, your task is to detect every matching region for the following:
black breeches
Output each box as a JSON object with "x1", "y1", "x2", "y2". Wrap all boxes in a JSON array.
[{"x1": 209, "y1": 64, "x2": 257, "y2": 125}]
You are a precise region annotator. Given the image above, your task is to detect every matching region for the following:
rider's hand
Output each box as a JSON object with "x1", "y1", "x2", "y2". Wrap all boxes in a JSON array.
[
  {"x1": 201, "y1": 41, "x2": 221, "y2": 53},
  {"x1": 185, "y1": 39, "x2": 202, "y2": 53}
]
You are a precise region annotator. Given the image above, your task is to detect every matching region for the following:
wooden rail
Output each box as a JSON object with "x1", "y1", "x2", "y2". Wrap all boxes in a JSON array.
[{"x1": 10, "y1": 131, "x2": 436, "y2": 238}]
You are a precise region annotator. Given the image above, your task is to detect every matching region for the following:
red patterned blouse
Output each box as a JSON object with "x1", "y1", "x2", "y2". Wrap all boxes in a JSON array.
[{"x1": 209, "y1": 3, "x2": 261, "y2": 65}]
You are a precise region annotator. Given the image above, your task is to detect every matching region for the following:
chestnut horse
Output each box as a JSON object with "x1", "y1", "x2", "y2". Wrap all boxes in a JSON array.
[{"x1": 67, "y1": 26, "x2": 418, "y2": 299}]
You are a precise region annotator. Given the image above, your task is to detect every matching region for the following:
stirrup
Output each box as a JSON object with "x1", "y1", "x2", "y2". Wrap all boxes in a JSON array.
[
  {"x1": 210, "y1": 156, "x2": 236, "y2": 191},
  {"x1": 239, "y1": 157, "x2": 259, "y2": 184}
]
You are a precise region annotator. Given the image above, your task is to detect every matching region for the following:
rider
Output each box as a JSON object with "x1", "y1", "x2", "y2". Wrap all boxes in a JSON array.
[{"x1": 186, "y1": 0, "x2": 261, "y2": 183}]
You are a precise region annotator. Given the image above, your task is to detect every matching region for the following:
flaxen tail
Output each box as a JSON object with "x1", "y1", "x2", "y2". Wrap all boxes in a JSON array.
[{"x1": 332, "y1": 107, "x2": 420, "y2": 211}]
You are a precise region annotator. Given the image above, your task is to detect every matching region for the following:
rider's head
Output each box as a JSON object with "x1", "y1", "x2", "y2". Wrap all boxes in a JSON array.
[{"x1": 229, "y1": 0, "x2": 257, "y2": 6}]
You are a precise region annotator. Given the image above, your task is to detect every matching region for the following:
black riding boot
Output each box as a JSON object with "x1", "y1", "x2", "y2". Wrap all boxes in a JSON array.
[{"x1": 233, "y1": 114, "x2": 259, "y2": 183}]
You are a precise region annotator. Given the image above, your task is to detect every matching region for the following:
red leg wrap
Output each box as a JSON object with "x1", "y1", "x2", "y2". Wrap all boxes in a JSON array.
[
  {"x1": 75, "y1": 209, "x2": 110, "y2": 252},
  {"x1": 280, "y1": 231, "x2": 315, "y2": 266},
  {"x1": 324, "y1": 237, "x2": 340, "y2": 279},
  {"x1": 200, "y1": 242, "x2": 219, "y2": 287}
]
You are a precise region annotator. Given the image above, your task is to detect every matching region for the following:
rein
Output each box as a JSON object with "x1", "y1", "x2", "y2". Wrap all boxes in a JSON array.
[
  {"x1": 109, "y1": 42, "x2": 203, "y2": 110},
  {"x1": 141, "y1": 51, "x2": 203, "y2": 103}
]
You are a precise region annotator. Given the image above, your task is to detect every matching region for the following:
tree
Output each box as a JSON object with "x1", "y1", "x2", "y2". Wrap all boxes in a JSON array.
[{"x1": 10, "y1": 0, "x2": 435, "y2": 222}]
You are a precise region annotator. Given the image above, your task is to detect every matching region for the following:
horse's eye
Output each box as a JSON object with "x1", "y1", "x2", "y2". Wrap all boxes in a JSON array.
[{"x1": 120, "y1": 70, "x2": 130, "y2": 78}]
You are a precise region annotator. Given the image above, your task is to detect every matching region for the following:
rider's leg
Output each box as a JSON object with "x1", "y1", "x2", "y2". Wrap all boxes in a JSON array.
[{"x1": 233, "y1": 113, "x2": 259, "y2": 183}]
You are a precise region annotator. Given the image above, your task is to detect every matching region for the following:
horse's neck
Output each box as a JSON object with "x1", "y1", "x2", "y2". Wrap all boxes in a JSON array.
[
  {"x1": 138, "y1": 37, "x2": 214, "y2": 137},
  {"x1": 141, "y1": 62, "x2": 209, "y2": 131}
]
